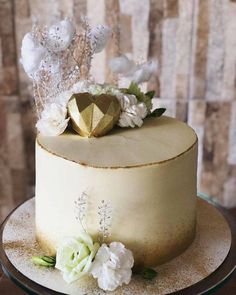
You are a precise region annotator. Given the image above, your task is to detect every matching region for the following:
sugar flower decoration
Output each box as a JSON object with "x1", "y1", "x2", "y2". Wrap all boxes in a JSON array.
[
  {"x1": 36, "y1": 103, "x2": 69, "y2": 136},
  {"x1": 91, "y1": 242, "x2": 134, "y2": 291},
  {"x1": 46, "y1": 19, "x2": 76, "y2": 52},
  {"x1": 109, "y1": 55, "x2": 158, "y2": 84},
  {"x1": 20, "y1": 33, "x2": 46, "y2": 78},
  {"x1": 55, "y1": 233, "x2": 100, "y2": 283},
  {"x1": 109, "y1": 54, "x2": 136, "y2": 76},
  {"x1": 89, "y1": 25, "x2": 111, "y2": 53},
  {"x1": 117, "y1": 94, "x2": 148, "y2": 128}
]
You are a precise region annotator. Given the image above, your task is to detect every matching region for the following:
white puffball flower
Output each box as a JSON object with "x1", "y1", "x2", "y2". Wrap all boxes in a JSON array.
[
  {"x1": 20, "y1": 32, "x2": 46, "y2": 78},
  {"x1": 91, "y1": 242, "x2": 134, "y2": 292},
  {"x1": 89, "y1": 25, "x2": 111, "y2": 53},
  {"x1": 129, "y1": 60, "x2": 158, "y2": 84},
  {"x1": 109, "y1": 55, "x2": 158, "y2": 84},
  {"x1": 46, "y1": 19, "x2": 76, "y2": 52},
  {"x1": 36, "y1": 103, "x2": 69, "y2": 136},
  {"x1": 109, "y1": 55, "x2": 136, "y2": 75}
]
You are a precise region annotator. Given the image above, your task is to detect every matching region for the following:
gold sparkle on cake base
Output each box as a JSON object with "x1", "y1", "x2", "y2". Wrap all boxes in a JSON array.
[{"x1": 2, "y1": 197, "x2": 231, "y2": 295}]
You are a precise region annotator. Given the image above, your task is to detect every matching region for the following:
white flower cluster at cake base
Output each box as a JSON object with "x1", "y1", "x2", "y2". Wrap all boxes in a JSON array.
[{"x1": 55, "y1": 232, "x2": 134, "y2": 292}]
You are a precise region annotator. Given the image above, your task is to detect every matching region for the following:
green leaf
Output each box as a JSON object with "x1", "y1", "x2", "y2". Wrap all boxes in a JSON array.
[
  {"x1": 32, "y1": 255, "x2": 56, "y2": 267},
  {"x1": 142, "y1": 268, "x2": 158, "y2": 280},
  {"x1": 121, "y1": 82, "x2": 154, "y2": 112},
  {"x1": 149, "y1": 108, "x2": 166, "y2": 118},
  {"x1": 126, "y1": 82, "x2": 143, "y2": 101},
  {"x1": 145, "y1": 90, "x2": 155, "y2": 99}
]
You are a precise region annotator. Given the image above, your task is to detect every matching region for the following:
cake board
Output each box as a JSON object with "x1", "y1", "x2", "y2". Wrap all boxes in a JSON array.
[{"x1": 0, "y1": 195, "x2": 235, "y2": 295}]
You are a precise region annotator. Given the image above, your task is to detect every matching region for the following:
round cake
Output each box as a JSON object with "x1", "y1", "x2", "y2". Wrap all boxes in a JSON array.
[{"x1": 35, "y1": 116, "x2": 198, "y2": 268}]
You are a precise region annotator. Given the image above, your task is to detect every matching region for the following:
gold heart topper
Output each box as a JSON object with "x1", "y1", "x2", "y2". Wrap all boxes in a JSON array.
[{"x1": 68, "y1": 92, "x2": 121, "y2": 137}]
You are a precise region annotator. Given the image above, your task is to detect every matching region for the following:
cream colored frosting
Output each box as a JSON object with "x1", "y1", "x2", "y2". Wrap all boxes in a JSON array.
[
  {"x1": 36, "y1": 116, "x2": 198, "y2": 268},
  {"x1": 37, "y1": 116, "x2": 196, "y2": 167}
]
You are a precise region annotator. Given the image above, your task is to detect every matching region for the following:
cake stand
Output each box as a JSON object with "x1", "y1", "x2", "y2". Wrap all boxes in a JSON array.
[{"x1": 0, "y1": 194, "x2": 235, "y2": 295}]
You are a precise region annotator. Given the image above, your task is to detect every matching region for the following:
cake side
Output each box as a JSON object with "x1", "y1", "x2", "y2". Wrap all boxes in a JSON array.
[{"x1": 35, "y1": 117, "x2": 198, "y2": 268}]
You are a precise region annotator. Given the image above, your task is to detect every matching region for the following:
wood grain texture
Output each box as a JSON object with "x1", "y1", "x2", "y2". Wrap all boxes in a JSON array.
[{"x1": 0, "y1": 0, "x2": 236, "y2": 223}]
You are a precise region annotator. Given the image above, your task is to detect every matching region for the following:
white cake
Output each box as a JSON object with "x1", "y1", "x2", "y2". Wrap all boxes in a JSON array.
[{"x1": 35, "y1": 116, "x2": 198, "y2": 268}]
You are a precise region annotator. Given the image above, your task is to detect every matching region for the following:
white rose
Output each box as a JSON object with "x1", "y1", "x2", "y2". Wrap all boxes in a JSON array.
[
  {"x1": 55, "y1": 233, "x2": 100, "y2": 283},
  {"x1": 36, "y1": 103, "x2": 69, "y2": 136},
  {"x1": 46, "y1": 19, "x2": 76, "y2": 52},
  {"x1": 20, "y1": 33, "x2": 46, "y2": 78},
  {"x1": 91, "y1": 242, "x2": 134, "y2": 291}
]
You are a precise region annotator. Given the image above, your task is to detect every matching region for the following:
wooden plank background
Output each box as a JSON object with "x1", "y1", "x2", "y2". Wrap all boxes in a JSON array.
[{"x1": 0, "y1": 0, "x2": 236, "y2": 222}]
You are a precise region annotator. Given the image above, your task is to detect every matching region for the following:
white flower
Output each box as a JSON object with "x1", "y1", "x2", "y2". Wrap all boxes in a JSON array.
[
  {"x1": 88, "y1": 84, "x2": 105, "y2": 95},
  {"x1": 129, "y1": 60, "x2": 157, "y2": 84},
  {"x1": 116, "y1": 94, "x2": 148, "y2": 128},
  {"x1": 20, "y1": 33, "x2": 46, "y2": 78},
  {"x1": 118, "y1": 103, "x2": 147, "y2": 128},
  {"x1": 109, "y1": 55, "x2": 136, "y2": 75},
  {"x1": 55, "y1": 233, "x2": 100, "y2": 284},
  {"x1": 46, "y1": 19, "x2": 76, "y2": 52},
  {"x1": 72, "y1": 80, "x2": 91, "y2": 93},
  {"x1": 36, "y1": 103, "x2": 69, "y2": 136},
  {"x1": 91, "y1": 242, "x2": 134, "y2": 291},
  {"x1": 55, "y1": 90, "x2": 73, "y2": 106},
  {"x1": 89, "y1": 25, "x2": 111, "y2": 53},
  {"x1": 109, "y1": 55, "x2": 157, "y2": 84}
]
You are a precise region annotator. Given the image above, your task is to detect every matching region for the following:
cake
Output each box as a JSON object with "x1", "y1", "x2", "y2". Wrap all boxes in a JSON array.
[
  {"x1": 36, "y1": 116, "x2": 198, "y2": 268},
  {"x1": 20, "y1": 18, "x2": 198, "y2": 291}
]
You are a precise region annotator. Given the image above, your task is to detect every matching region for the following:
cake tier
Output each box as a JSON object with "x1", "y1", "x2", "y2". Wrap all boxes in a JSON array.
[{"x1": 36, "y1": 116, "x2": 198, "y2": 268}]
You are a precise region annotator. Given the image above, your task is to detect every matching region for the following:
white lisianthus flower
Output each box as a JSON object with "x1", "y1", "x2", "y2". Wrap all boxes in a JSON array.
[
  {"x1": 55, "y1": 233, "x2": 100, "y2": 284},
  {"x1": 116, "y1": 94, "x2": 148, "y2": 128},
  {"x1": 36, "y1": 103, "x2": 69, "y2": 136},
  {"x1": 46, "y1": 19, "x2": 76, "y2": 52},
  {"x1": 20, "y1": 33, "x2": 46, "y2": 78},
  {"x1": 91, "y1": 242, "x2": 134, "y2": 292}
]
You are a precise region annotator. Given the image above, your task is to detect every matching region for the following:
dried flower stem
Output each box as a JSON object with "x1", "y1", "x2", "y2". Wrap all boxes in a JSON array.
[
  {"x1": 98, "y1": 200, "x2": 112, "y2": 243},
  {"x1": 74, "y1": 191, "x2": 88, "y2": 232}
]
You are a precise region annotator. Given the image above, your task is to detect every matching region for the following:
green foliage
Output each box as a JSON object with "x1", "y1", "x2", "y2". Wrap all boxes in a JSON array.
[
  {"x1": 142, "y1": 268, "x2": 158, "y2": 280},
  {"x1": 145, "y1": 90, "x2": 155, "y2": 99},
  {"x1": 32, "y1": 255, "x2": 56, "y2": 267},
  {"x1": 148, "y1": 108, "x2": 166, "y2": 118},
  {"x1": 122, "y1": 82, "x2": 154, "y2": 112}
]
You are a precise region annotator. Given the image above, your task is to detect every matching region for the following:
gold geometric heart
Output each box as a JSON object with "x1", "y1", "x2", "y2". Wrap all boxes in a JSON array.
[{"x1": 67, "y1": 92, "x2": 121, "y2": 137}]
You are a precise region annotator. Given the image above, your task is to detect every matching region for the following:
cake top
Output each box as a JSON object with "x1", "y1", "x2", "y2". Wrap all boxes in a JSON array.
[
  {"x1": 37, "y1": 116, "x2": 197, "y2": 168},
  {"x1": 20, "y1": 18, "x2": 165, "y2": 139}
]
